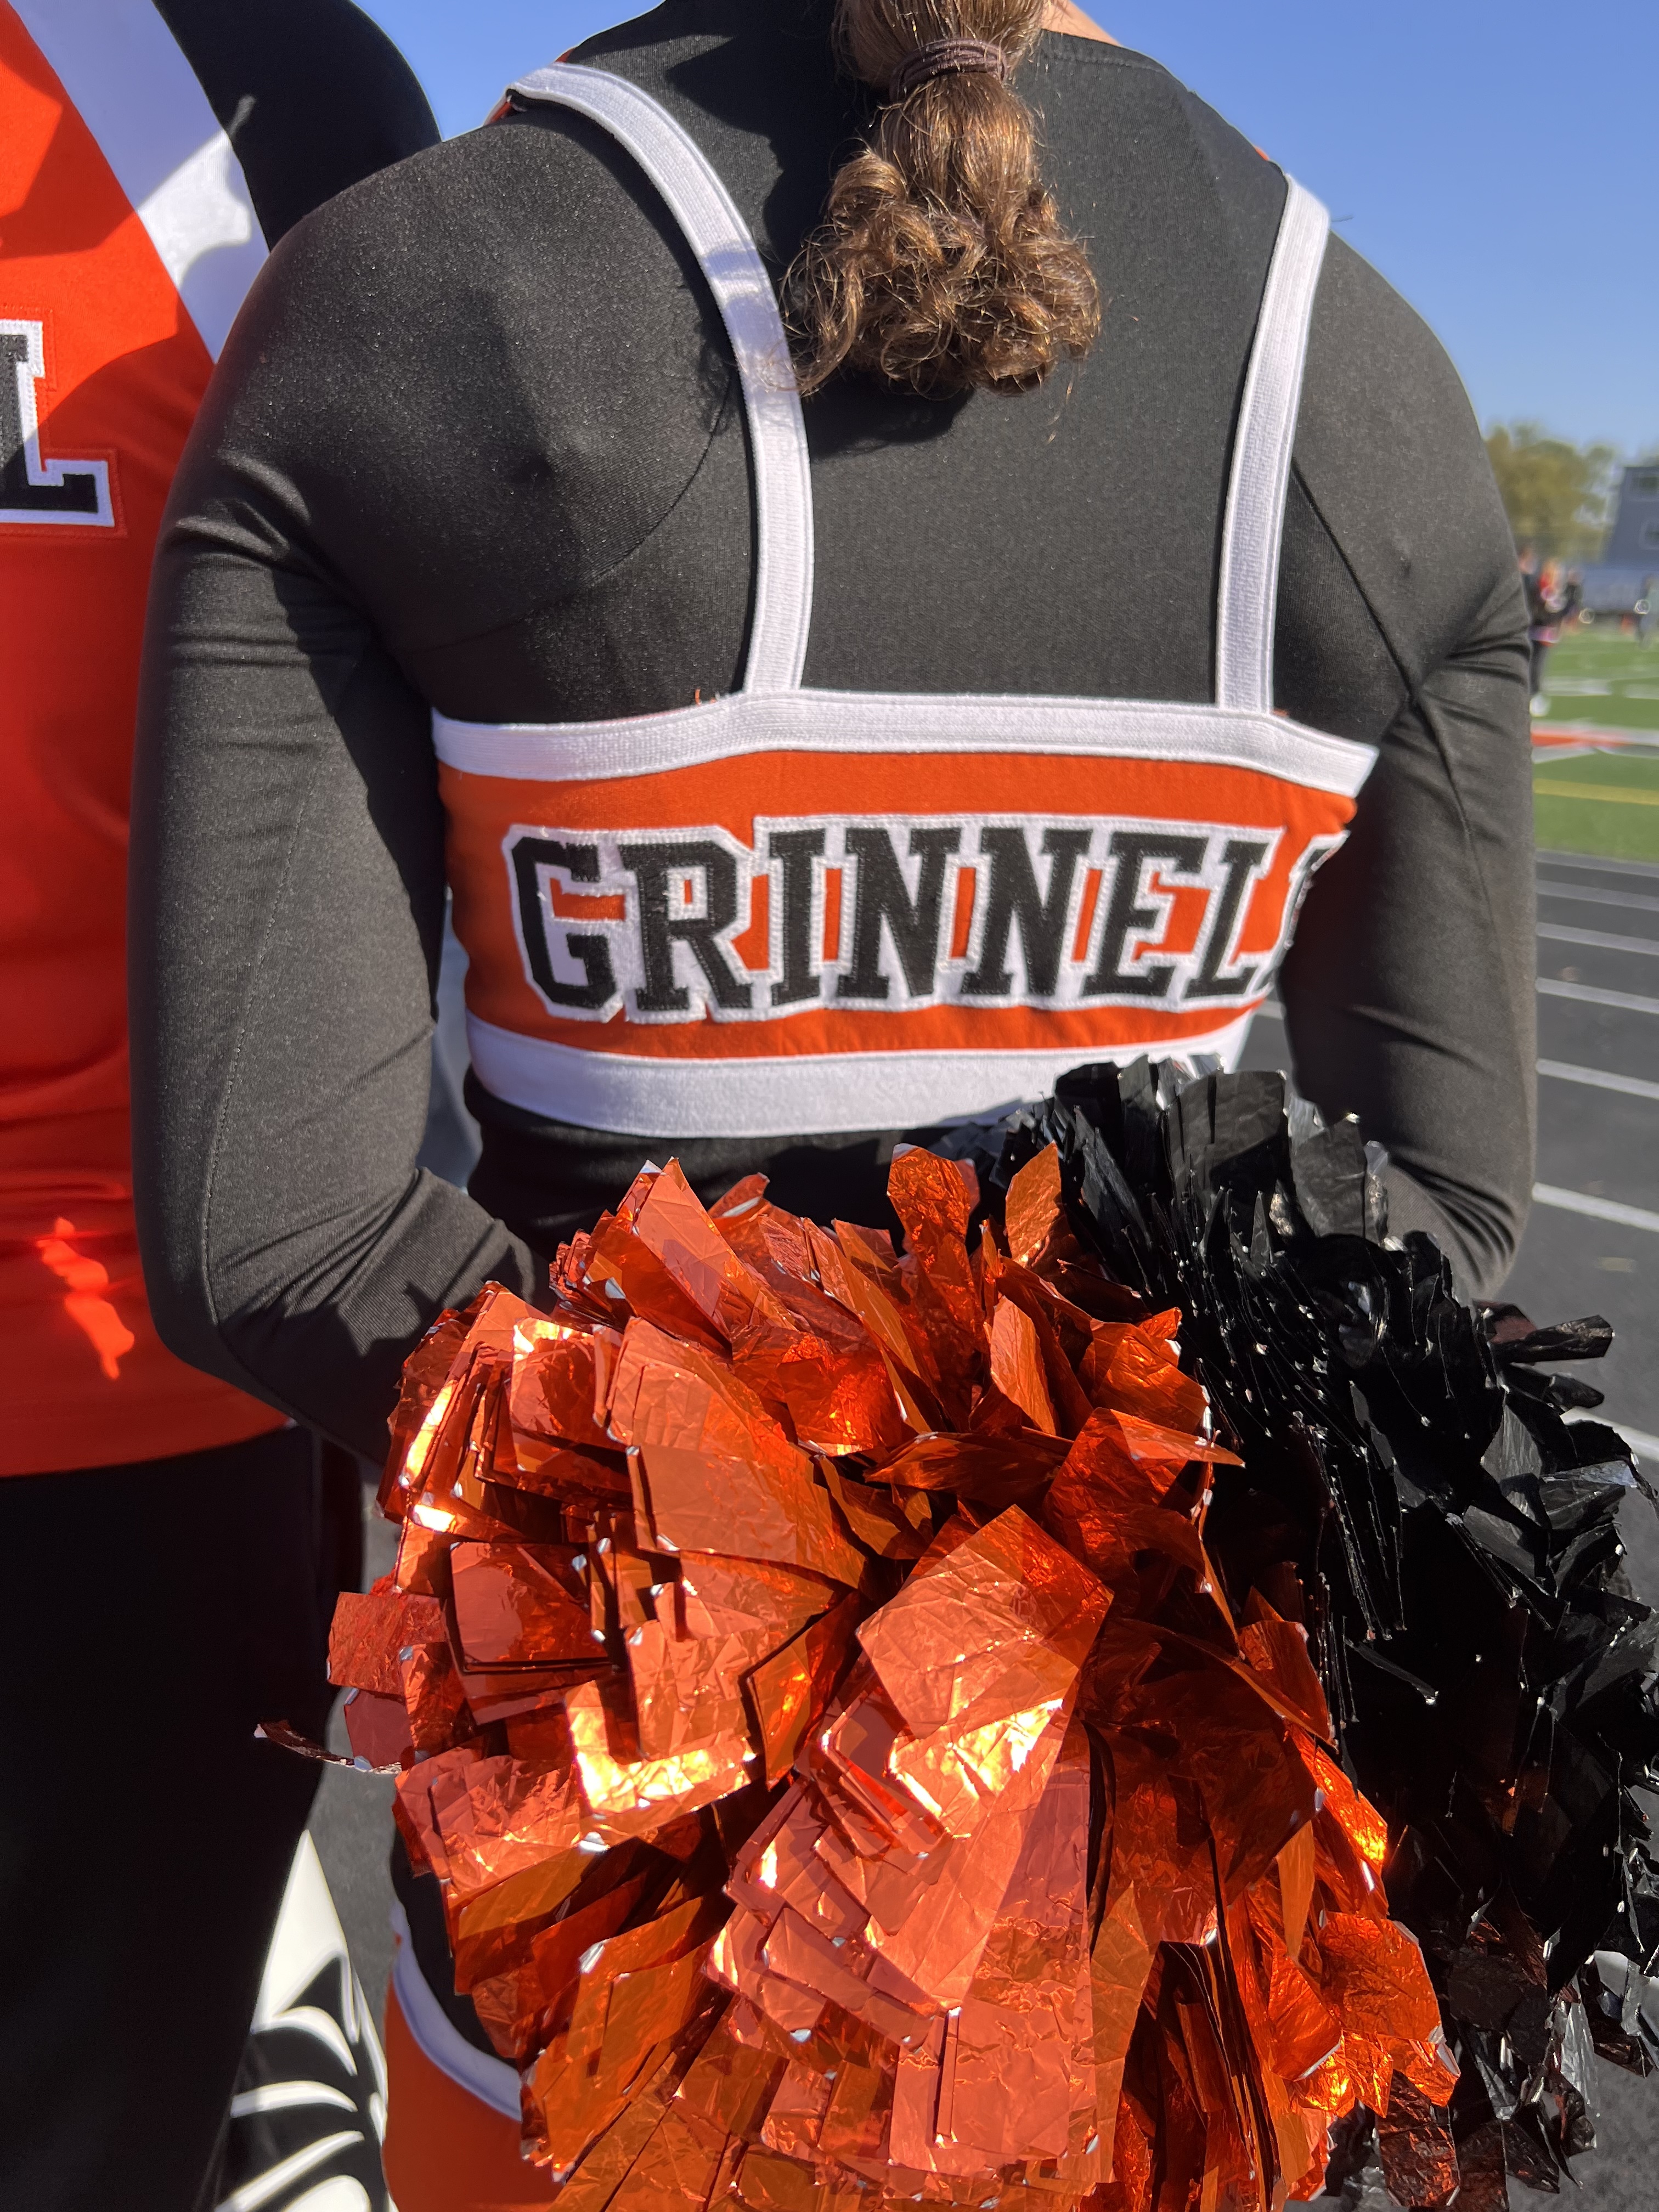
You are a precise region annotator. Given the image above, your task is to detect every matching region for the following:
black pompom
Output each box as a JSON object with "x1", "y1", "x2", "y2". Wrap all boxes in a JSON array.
[{"x1": 1002, "y1": 1059, "x2": 1659, "y2": 2200}]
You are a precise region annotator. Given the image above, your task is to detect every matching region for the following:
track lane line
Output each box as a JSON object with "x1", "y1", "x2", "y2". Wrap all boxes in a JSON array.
[
  {"x1": 1538, "y1": 923, "x2": 1659, "y2": 958},
  {"x1": 1257, "y1": 1004, "x2": 1659, "y2": 1098},
  {"x1": 1538, "y1": 882, "x2": 1659, "y2": 914},
  {"x1": 1537, "y1": 977, "x2": 1659, "y2": 1015},
  {"x1": 1567, "y1": 1417, "x2": 1659, "y2": 1465},
  {"x1": 1538, "y1": 1059, "x2": 1659, "y2": 1101},
  {"x1": 1533, "y1": 1184, "x2": 1659, "y2": 1233},
  {"x1": 1538, "y1": 849, "x2": 1659, "y2": 881}
]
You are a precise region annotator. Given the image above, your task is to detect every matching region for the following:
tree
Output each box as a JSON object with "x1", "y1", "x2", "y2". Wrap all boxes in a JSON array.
[{"x1": 1485, "y1": 422, "x2": 1618, "y2": 561}]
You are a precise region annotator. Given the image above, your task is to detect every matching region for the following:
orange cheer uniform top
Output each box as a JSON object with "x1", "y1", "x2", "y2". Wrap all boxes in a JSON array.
[
  {"x1": 439, "y1": 70, "x2": 1376, "y2": 1156},
  {"x1": 0, "y1": 0, "x2": 282, "y2": 1473}
]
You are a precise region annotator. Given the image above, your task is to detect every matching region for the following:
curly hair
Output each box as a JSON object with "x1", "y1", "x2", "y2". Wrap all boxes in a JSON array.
[{"x1": 786, "y1": 0, "x2": 1101, "y2": 398}]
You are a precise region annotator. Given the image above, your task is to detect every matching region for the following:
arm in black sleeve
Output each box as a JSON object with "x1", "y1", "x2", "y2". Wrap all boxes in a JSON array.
[
  {"x1": 130, "y1": 108, "x2": 743, "y2": 1459},
  {"x1": 154, "y1": 0, "x2": 439, "y2": 245},
  {"x1": 131, "y1": 225, "x2": 542, "y2": 1462},
  {"x1": 1275, "y1": 238, "x2": 1536, "y2": 1297}
]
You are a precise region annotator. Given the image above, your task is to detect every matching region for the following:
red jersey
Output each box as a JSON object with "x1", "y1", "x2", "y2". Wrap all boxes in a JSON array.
[{"x1": 0, "y1": 0, "x2": 281, "y2": 1471}]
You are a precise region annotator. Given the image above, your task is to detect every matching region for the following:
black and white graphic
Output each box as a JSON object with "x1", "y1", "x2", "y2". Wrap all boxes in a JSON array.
[
  {"x1": 509, "y1": 834, "x2": 620, "y2": 1013},
  {"x1": 506, "y1": 814, "x2": 1284, "y2": 1026},
  {"x1": 215, "y1": 1835, "x2": 388, "y2": 2212},
  {"x1": 0, "y1": 319, "x2": 114, "y2": 526}
]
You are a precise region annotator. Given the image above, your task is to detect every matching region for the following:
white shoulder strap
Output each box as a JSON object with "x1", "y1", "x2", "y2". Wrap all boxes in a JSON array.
[
  {"x1": 1214, "y1": 178, "x2": 1330, "y2": 713},
  {"x1": 507, "y1": 64, "x2": 814, "y2": 696}
]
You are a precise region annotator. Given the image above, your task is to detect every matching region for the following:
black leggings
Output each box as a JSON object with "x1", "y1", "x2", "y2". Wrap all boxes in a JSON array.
[{"x1": 0, "y1": 1426, "x2": 352, "y2": 2211}]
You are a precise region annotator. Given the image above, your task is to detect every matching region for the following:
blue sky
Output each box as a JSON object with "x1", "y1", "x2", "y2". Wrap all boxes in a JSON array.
[{"x1": 360, "y1": 1, "x2": 1658, "y2": 456}]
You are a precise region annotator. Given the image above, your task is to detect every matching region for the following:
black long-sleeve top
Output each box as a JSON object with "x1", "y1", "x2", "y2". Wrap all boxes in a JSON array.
[{"x1": 132, "y1": 0, "x2": 1536, "y2": 1461}]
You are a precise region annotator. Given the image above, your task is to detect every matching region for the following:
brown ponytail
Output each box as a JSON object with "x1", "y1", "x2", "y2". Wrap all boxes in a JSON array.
[{"x1": 787, "y1": 0, "x2": 1101, "y2": 398}]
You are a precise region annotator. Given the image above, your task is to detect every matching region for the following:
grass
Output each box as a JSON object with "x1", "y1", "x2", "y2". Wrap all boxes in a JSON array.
[
  {"x1": 1533, "y1": 627, "x2": 1659, "y2": 733},
  {"x1": 1534, "y1": 749, "x2": 1659, "y2": 862},
  {"x1": 1532, "y1": 626, "x2": 1659, "y2": 860}
]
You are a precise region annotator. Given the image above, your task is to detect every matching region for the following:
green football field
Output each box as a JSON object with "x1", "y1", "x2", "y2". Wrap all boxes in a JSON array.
[{"x1": 1532, "y1": 625, "x2": 1659, "y2": 861}]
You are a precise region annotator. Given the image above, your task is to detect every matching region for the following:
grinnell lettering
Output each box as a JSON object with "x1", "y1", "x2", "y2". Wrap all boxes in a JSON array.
[{"x1": 505, "y1": 815, "x2": 1285, "y2": 1025}]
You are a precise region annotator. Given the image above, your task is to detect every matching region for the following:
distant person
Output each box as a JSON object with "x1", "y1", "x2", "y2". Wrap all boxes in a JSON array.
[
  {"x1": 1521, "y1": 547, "x2": 1562, "y2": 710},
  {"x1": 0, "y1": 4, "x2": 436, "y2": 2209},
  {"x1": 1560, "y1": 566, "x2": 1583, "y2": 628},
  {"x1": 1639, "y1": 578, "x2": 1657, "y2": 646}
]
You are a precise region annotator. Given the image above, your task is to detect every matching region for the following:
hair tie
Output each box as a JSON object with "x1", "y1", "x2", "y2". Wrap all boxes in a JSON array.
[{"x1": 887, "y1": 37, "x2": 1010, "y2": 102}]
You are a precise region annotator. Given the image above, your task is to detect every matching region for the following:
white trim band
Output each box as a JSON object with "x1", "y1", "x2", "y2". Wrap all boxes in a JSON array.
[
  {"x1": 435, "y1": 692, "x2": 1375, "y2": 798},
  {"x1": 465, "y1": 1012, "x2": 1258, "y2": 1136},
  {"x1": 389, "y1": 1904, "x2": 520, "y2": 2119}
]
